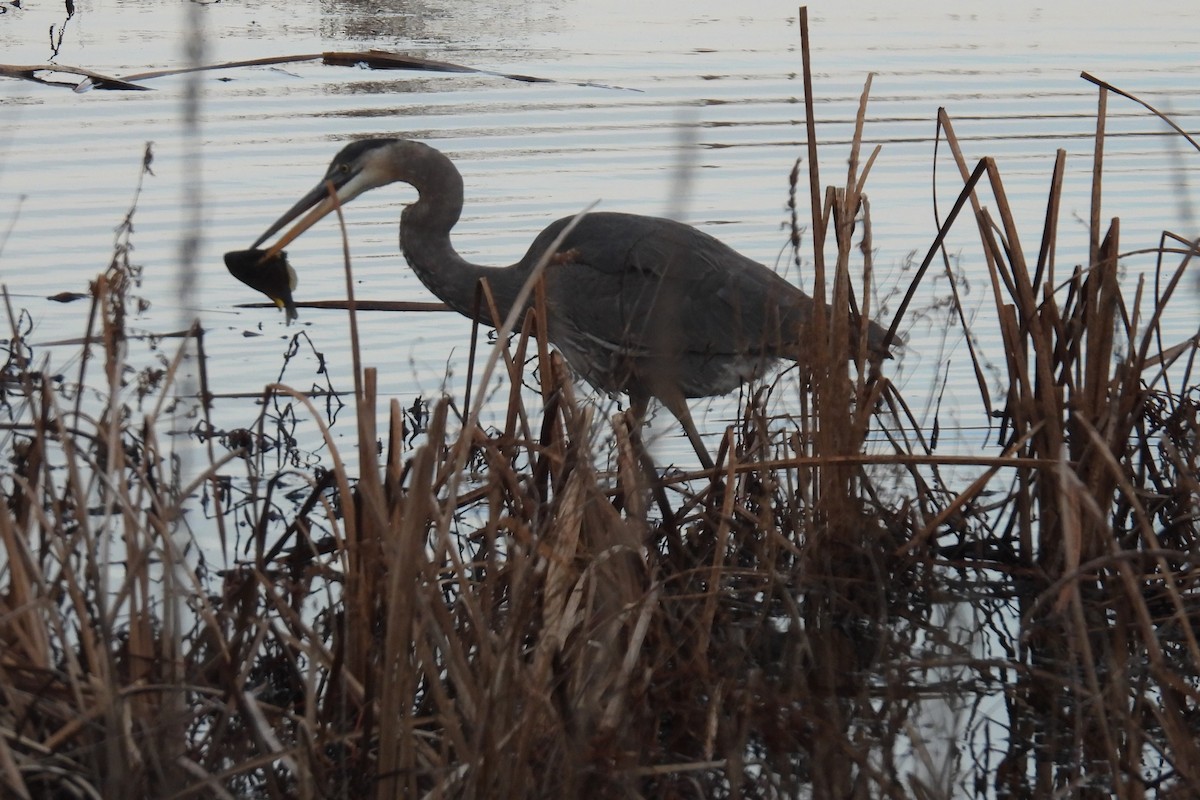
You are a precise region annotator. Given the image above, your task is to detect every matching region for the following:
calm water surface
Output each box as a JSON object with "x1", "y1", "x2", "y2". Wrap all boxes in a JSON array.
[{"x1": 2, "y1": 0, "x2": 1198, "y2": 473}]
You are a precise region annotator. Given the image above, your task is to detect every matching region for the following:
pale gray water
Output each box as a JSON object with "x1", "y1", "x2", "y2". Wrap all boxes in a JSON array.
[{"x1": 1, "y1": 0, "x2": 1198, "y2": 469}]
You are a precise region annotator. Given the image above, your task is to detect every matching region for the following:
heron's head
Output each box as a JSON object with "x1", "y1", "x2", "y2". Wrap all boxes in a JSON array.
[{"x1": 252, "y1": 138, "x2": 401, "y2": 259}]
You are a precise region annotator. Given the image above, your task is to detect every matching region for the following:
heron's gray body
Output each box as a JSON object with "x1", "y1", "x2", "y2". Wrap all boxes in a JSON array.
[
  {"x1": 487, "y1": 212, "x2": 821, "y2": 403},
  {"x1": 252, "y1": 138, "x2": 889, "y2": 466}
]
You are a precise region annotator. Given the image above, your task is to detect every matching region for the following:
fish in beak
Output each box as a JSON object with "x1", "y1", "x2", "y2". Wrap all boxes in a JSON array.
[
  {"x1": 227, "y1": 139, "x2": 388, "y2": 322},
  {"x1": 223, "y1": 176, "x2": 345, "y2": 323},
  {"x1": 223, "y1": 248, "x2": 298, "y2": 322}
]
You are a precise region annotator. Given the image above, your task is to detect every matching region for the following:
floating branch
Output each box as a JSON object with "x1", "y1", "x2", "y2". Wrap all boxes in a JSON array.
[
  {"x1": 234, "y1": 299, "x2": 450, "y2": 314},
  {"x1": 0, "y1": 49, "x2": 636, "y2": 93},
  {"x1": 0, "y1": 62, "x2": 151, "y2": 90}
]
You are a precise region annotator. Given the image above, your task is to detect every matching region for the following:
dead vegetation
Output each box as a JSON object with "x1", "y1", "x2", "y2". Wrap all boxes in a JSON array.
[{"x1": 2, "y1": 27, "x2": 1200, "y2": 800}]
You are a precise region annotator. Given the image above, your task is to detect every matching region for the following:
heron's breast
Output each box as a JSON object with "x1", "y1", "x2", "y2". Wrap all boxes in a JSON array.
[{"x1": 547, "y1": 319, "x2": 781, "y2": 400}]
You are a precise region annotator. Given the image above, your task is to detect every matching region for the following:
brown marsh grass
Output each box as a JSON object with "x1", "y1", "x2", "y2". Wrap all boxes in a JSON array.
[{"x1": 3, "y1": 22, "x2": 1200, "y2": 800}]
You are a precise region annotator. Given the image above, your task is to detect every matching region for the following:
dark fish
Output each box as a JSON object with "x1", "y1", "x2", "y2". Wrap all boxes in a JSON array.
[{"x1": 224, "y1": 248, "x2": 298, "y2": 322}]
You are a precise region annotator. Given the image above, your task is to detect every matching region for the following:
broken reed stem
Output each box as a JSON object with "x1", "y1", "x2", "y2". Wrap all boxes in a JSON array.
[
  {"x1": 799, "y1": 6, "x2": 826, "y2": 306},
  {"x1": 1090, "y1": 84, "x2": 1108, "y2": 273}
]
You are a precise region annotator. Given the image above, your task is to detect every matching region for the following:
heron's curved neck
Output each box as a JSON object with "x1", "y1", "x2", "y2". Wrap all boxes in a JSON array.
[{"x1": 397, "y1": 145, "x2": 524, "y2": 325}]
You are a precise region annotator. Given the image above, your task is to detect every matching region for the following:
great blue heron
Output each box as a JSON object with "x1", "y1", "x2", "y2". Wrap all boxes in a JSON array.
[{"x1": 242, "y1": 138, "x2": 891, "y2": 468}]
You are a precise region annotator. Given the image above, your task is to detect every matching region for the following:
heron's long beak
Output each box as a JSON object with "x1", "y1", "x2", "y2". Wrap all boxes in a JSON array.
[{"x1": 253, "y1": 179, "x2": 343, "y2": 261}]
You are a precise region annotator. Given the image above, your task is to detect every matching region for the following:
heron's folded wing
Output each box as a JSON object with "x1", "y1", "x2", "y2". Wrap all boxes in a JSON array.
[{"x1": 539, "y1": 212, "x2": 816, "y2": 361}]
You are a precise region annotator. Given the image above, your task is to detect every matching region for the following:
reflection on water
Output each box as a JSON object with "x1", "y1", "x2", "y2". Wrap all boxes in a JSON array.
[{"x1": 315, "y1": 0, "x2": 566, "y2": 56}]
